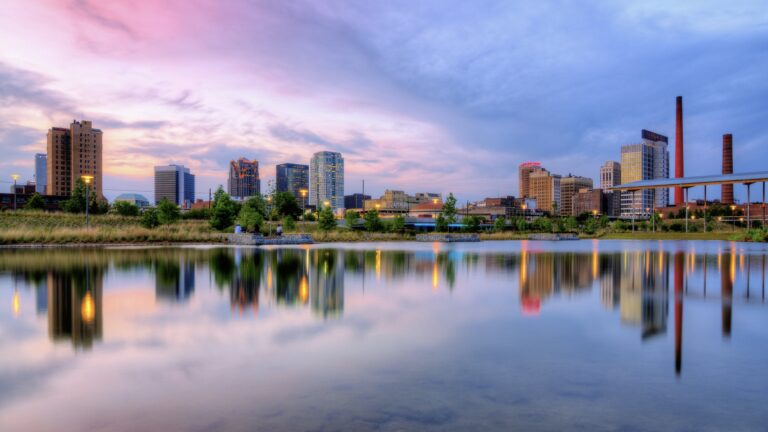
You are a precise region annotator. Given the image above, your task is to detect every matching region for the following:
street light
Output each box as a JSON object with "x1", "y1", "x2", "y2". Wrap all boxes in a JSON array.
[
  {"x1": 299, "y1": 188, "x2": 308, "y2": 210},
  {"x1": 82, "y1": 175, "x2": 93, "y2": 228},
  {"x1": 11, "y1": 174, "x2": 19, "y2": 210}
]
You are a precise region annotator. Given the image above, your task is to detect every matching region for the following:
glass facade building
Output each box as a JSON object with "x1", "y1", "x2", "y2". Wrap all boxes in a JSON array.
[
  {"x1": 276, "y1": 163, "x2": 309, "y2": 206},
  {"x1": 309, "y1": 152, "x2": 344, "y2": 211},
  {"x1": 620, "y1": 130, "x2": 669, "y2": 218}
]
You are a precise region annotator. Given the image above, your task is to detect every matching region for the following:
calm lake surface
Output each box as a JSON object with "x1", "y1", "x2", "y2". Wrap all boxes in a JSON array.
[{"x1": 1, "y1": 240, "x2": 767, "y2": 431}]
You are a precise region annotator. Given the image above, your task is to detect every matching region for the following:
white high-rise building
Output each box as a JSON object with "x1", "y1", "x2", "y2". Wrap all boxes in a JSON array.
[
  {"x1": 34, "y1": 153, "x2": 47, "y2": 194},
  {"x1": 309, "y1": 151, "x2": 344, "y2": 211},
  {"x1": 620, "y1": 130, "x2": 669, "y2": 218}
]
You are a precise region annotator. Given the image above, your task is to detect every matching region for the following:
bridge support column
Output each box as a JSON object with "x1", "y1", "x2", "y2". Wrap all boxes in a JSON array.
[
  {"x1": 747, "y1": 183, "x2": 752, "y2": 229},
  {"x1": 684, "y1": 188, "x2": 689, "y2": 233}
]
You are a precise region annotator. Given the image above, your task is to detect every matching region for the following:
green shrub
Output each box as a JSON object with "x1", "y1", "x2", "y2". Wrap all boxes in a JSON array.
[
  {"x1": 157, "y1": 198, "x2": 181, "y2": 225},
  {"x1": 364, "y1": 209, "x2": 383, "y2": 232},
  {"x1": 24, "y1": 193, "x2": 45, "y2": 211},
  {"x1": 113, "y1": 201, "x2": 140, "y2": 217},
  {"x1": 318, "y1": 206, "x2": 337, "y2": 231},
  {"x1": 140, "y1": 209, "x2": 160, "y2": 229}
]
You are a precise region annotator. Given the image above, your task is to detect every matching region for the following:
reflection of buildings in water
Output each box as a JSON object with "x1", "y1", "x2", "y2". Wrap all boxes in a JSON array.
[
  {"x1": 600, "y1": 254, "x2": 622, "y2": 309},
  {"x1": 310, "y1": 249, "x2": 344, "y2": 318},
  {"x1": 155, "y1": 260, "x2": 195, "y2": 302},
  {"x1": 47, "y1": 270, "x2": 103, "y2": 349},
  {"x1": 231, "y1": 251, "x2": 264, "y2": 313},
  {"x1": 519, "y1": 253, "x2": 597, "y2": 312},
  {"x1": 618, "y1": 251, "x2": 669, "y2": 339}
]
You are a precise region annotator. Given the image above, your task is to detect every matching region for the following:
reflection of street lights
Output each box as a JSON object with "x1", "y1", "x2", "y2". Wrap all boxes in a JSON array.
[
  {"x1": 82, "y1": 175, "x2": 93, "y2": 228},
  {"x1": 11, "y1": 174, "x2": 19, "y2": 210}
]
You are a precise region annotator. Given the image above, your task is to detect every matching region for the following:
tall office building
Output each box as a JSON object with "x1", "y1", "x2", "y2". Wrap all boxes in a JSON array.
[
  {"x1": 620, "y1": 130, "x2": 669, "y2": 218},
  {"x1": 600, "y1": 161, "x2": 621, "y2": 189},
  {"x1": 560, "y1": 175, "x2": 593, "y2": 216},
  {"x1": 47, "y1": 120, "x2": 103, "y2": 197},
  {"x1": 228, "y1": 158, "x2": 260, "y2": 198},
  {"x1": 276, "y1": 163, "x2": 309, "y2": 206},
  {"x1": 309, "y1": 151, "x2": 344, "y2": 210},
  {"x1": 154, "y1": 165, "x2": 195, "y2": 207},
  {"x1": 529, "y1": 169, "x2": 561, "y2": 215},
  {"x1": 519, "y1": 162, "x2": 546, "y2": 198},
  {"x1": 34, "y1": 153, "x2": 47, "y2": 194}
]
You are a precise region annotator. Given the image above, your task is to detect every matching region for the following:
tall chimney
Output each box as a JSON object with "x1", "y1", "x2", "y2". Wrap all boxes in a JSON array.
[
  {"x1": 674, "y1": 96, "x2": 684, "y2": 205},
  {"x1": 722, "y1": 134, "x2": 734, "y2": 204}
]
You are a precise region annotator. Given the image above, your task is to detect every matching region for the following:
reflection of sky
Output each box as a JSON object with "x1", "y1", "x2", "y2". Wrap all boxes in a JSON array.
[{"x1": 0, "y1": 241, "x2": 767, "y2": 430}]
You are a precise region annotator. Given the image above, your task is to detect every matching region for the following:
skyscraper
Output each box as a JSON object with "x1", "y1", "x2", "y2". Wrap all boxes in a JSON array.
[
  {"x1": 276, "y1": 163, "x2": 309, "y2": 206},
  {"x1": 228, "y1": 158, "x2": 260, "y2": 198},
  {"x1": 310, "y1": 151, "x2": 344, "y2": 210},
  {"x1": 47, "y1": 120, "x2": 103, "y2": 197},
  {"x1": 620, "y1": 130, "x2": 669, "y2": 218},
  {"x1": 529, "y1": 169, "x2": 561, "y2": 215},
  {"x1": 600, "y1": 161, "x2": 621, "y2": 189},
  {"x1": 154, "y1": 165, "x2": 195, "y2": 207},
  {"x1": 519, "y1": 162, "x2": 546, "y2": 198},
  {"x1": 560, "y1": 175, "x2": 593, "y2": 216},
  {"x1": 34, "y1": 153, "x2": 47, "y2": 194}
]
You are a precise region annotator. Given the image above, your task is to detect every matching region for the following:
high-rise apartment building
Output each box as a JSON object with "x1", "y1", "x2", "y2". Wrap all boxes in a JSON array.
[
  {"x1": 600, "y1": 161, "x2": 621, "y2": 189},
  {"x1": 228, "y1": 158, "x2": 260, "y2": 198},
  {"x1": 309, "y1": 151, "x2": 344, "y2": 210},
  {"x1": 620, "y1": 130, "x2": 669, "y2": 218},
  {"x1": 154, "y1": 165, "x2": 195, "y2": 208},
  {"x1": 560, "y1": 175, "x2": 593, "y2": 216},
  {"x1": 276, "y1": 163, "x2": 309, "y2": 206},
  {"x1": 519, "y1": 162, "x2": 546, "y2": 198},
  {"x1": 529, "y1": 169, "x2": 561, "y2": 215},
  {"x1": 46, "y1": 120, "x2": 103, "y2": 197},
  {"x1": 34, "y1": 153, "x2": 47, "y2": 194}
]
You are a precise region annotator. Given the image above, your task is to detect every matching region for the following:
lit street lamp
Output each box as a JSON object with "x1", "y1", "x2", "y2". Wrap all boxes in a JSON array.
[
  {"x1": 11, "y1": 174, "x2": 19, "y2": 210},
  {"x1": 82, "y1": 175, "x2": 93, "y2": 228},
  {"x1": 299, "y1": 188, "x2": 308, "y2": 210}
]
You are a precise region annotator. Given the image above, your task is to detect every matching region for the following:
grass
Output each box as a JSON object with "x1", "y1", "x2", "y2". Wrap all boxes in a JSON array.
[
  {"x1": 0, "y1": 211, "x2": 222, "y2": 245},
  {"x1": 599, "y1": 231, "x2": 738, "y2": 241}
]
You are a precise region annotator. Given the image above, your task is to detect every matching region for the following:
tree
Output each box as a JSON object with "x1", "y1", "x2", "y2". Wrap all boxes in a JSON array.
[
  {"x1": 564, "y1": 217, "x2": 578, "y2": 231},
  {"x1": 345, "y1": 210, "x2": 359, "y2": 229},
  {"x1": 156, "y1": 198, "x2": 181, "y2": 225},
  {"x1": 532, "y1": 216, "x2": 552, "y2": 232},
  {"x1": 435, "y1": 214, "x2": 449, "y2": 232},
  {"x1": 113, "y1": 201, "x2": 140, "y2": 216},
  {"x1": 318, "y1": 205, "x2": 337, "y2": 231},
  {"x1": 24, "y1": 193, "x2": 45, "y2": 211},
  {"x1": 463, "y1": 215, "x2": 481, "y2": 233},
  {"x1": 364, "y1": 209, "x2": 383, "y2": 232},
  {"x1": 282, "y1": 215, "x2": 296, "y2": 231},
  {"x1": 237, "y1": 205, "x2": 264, "y2": 233},
  {"x1": 391, "y1": 214, "x2": 406, "y2": 233},
  {"x1": 242, "y1": 195, "x2": 267, "y2": 217},
  {"x1": 140, "y1": 208, "x2": 160, "y2": 229},
  {"x1": 272, "y1": 192, "x2": 302, "y2": 219},
  {"x1": 442, "y1": 193, "x2": 458, "y2": 223},
  {"x1": 584, "y1": 218, "x2": 597, "y2": 234},
  {"x1": 61, "y1": 178, "x2": 109, "y2": 214},
  {"x1": 493, "y1": 217, "x2": 507, "y2": 232},
  {"x1": 516, "y1": 217, "x2": 528, "y2": 232},
  {"x1": 598, "y1": 215, "x2": 610, "y2": 229},
  {"x1": 210, "y1": 187, "x2": 239, "y2": 230}
]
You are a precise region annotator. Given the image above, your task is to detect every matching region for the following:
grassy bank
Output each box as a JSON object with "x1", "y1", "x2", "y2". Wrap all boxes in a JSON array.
[
  {"x1": 598, "y1": 231, "x2": 738, "y2": 241},
  {"x1": 0, "y1": 212, "x2": 222, "y2": 245}
]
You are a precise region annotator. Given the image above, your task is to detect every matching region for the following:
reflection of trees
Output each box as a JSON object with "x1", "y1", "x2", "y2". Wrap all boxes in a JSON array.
[
  {"x1": 209, "y1": 249, "x2": 236, "y2": 289},
  {"x1": 310, "y1": 249, "x2": 344, "y2": 319},
  {"x1": 230, "y1": 250, "x2": 264, "y2": 313},
  {"x1": 274, "y1": 250, "x2": 304, "y2": 305},
  {"x1": 155, "y1": 258, "x2": 195, "y2": 302}
]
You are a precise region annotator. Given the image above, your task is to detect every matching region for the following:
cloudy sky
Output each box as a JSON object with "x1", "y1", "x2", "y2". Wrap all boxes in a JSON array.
[{"x1": 1, "y1": 0, "x2": 766, "y2": 202}]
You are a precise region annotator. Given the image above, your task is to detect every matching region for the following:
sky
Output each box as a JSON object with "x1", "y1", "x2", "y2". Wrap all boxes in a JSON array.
[{"x1": 0, "y1": 0, "x2": 766, "y2": 203}]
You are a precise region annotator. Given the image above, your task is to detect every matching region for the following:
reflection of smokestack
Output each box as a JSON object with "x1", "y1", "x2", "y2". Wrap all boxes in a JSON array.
[
  {"x1": 721, "y1": 252, "x2": 733, "y2": 338},
  {"x1": 674, "y1": 96, "x2": 684, "y2": 205},
  {"x1": 674, "y1": 251, "x2": 684, "y2": 375},
  {"x1": 722, "y1": 134, "x2": 734, "y2": 204}
]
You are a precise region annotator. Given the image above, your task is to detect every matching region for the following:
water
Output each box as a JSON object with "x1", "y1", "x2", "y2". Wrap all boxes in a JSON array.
[{"x1": 0, "y1": 240, "x2": 767, "y2": 431}]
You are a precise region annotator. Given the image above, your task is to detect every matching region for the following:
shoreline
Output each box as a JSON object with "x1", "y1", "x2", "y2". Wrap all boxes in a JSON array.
[{"x1": 0, "y1": 231, "x2": 749, "y2": 248}]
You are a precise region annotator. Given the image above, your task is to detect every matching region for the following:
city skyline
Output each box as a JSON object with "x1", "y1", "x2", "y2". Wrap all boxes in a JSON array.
[{"x1": 1, "y1": 1, "x2": 766, "y2": 203}]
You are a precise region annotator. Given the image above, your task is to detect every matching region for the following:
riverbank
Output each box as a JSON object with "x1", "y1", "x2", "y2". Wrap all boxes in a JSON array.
[{"x1": 0, "y1": 212, "x2": 757, "y2": 245}]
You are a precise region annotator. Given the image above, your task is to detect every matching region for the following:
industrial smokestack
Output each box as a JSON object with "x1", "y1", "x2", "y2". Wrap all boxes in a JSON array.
[
  {"x1": 674, "y1": 96, "x2": 684, "y2": 205},
  {"x1": 722, "y1": 134, "x2": 734, "y2": 204}
]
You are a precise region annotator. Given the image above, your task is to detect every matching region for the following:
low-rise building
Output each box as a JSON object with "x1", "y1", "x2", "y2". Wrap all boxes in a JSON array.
[
  {"x1": 114, "y1": 193, "x2": 150, "y2": 208},
  {"x1": 365, "y1": 190, "x2": 442, "y2": 215}
]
